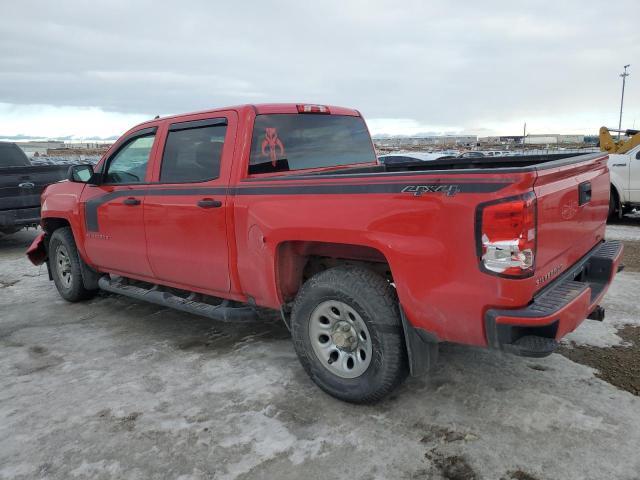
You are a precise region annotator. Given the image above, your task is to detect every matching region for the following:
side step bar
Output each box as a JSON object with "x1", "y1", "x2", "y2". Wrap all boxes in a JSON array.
[{"x1": 98, "y1": 276, "x2": 259, "y2": 323}]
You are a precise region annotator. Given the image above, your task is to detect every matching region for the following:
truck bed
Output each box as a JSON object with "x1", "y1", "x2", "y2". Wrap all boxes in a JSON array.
[
  {"x1": 287, "y1": 152, "x2": 604, "y2": 178},
  {"x1": 382, "y1": 151, "x2": 601, "y2": 171}
]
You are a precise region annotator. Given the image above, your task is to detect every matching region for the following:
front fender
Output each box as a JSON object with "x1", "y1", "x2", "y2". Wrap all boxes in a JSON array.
[{"x1": 26, "y1": 232, "x2": 47, "y2": 266}]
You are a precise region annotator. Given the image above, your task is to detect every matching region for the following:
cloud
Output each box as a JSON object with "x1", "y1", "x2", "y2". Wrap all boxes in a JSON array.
[
  {"x1": 0, "y1": 0, "x2": 638, "y2": 137},
  {"x1": 0, "y1": 103, "x2": 147, "y2": 138}
]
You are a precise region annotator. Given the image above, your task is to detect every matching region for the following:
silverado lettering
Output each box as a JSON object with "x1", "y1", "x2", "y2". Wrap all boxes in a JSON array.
[{"x1": 535, "y1": 264, "x2": 563, "y2": 286}]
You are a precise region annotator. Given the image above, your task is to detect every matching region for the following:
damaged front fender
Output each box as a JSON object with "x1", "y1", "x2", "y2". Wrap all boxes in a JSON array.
[{"x1": 26, "y1": 232, "x2": 47, "y2": 266}]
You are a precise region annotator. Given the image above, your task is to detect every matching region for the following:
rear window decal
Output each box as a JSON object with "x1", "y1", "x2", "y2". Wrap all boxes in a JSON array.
[{"x1": 261, "y1": 128, "x2": 285, "y2": 166}]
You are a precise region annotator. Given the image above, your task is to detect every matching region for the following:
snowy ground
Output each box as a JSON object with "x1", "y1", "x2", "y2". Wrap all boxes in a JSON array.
[{"x1": 1, "y1": 229, "x2": 639, "y2": 480}]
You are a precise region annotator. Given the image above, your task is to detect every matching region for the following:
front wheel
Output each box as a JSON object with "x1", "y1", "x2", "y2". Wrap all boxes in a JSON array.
[
  {"x1": 49, "y1": 227, "x2": 97, "y2": 302},
  {"x1": 290, "y1": 265, "x2": 408, "y2": 403}
]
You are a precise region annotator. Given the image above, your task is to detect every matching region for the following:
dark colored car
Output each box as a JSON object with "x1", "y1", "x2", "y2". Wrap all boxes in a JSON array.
[{"x1": 0, "y1": 142, "x2": 68, "y2": 235}]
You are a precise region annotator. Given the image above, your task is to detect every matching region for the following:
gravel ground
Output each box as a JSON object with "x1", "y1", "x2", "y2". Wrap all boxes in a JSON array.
[{"x1": 1, "y1": 228, "x2": 640, "y2": 480}]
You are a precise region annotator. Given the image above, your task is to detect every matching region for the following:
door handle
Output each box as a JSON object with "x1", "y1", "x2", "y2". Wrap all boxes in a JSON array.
[
  {"x1": 197, "y1": 198, "x2": 222, "y2": 208},
  {"x1": 123, "y1": 197, "x2": 141, "y2": 206}
]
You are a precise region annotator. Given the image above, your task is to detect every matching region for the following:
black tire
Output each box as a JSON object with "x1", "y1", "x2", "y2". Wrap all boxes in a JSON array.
[
  {"x1": 608, "y1": 188, "x2": 620, "y2": 220},
  {"x1": 49, "y1": 227, "x2": 97, "y2": 302},
  {"x1": 290, "y1": 265, "x2": 408, "y2": 403}
]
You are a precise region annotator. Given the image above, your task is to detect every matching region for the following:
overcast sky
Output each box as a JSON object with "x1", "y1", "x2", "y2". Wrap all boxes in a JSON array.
[{"x1": 1, "y1": 1, "x2": 638, "y2": 139}]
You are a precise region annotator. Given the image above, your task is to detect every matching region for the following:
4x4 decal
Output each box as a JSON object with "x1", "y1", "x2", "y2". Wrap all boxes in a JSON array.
[{"x1": 401, "y1": 184, "x2": 461, "y2": 197}]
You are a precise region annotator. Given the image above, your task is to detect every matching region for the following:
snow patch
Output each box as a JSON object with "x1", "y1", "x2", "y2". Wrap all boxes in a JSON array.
[{"x1": 217, "y1": 409, "x2": 336, "y2": 479}]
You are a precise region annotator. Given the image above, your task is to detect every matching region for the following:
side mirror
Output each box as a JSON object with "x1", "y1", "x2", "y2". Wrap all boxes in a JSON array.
[{"x1": 67, "y1": 164, "x2": 95, "y2": 183}]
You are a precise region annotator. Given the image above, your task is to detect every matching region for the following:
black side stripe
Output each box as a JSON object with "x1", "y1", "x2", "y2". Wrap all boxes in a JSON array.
[
  {"x1": 84, "y1": 187, "x2": 226, "y2": 232},
  {"x1": 84, "y1": 182, "x2": 510, "y2": 232},
  {"x1": 234, "y1": 182, "x2": 508, "y2": 196}
]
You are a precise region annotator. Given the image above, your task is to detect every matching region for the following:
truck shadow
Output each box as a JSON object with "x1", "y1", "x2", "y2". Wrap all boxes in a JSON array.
[{"x1": 92, "y1": 291, "x2": 292, "y2": 357}]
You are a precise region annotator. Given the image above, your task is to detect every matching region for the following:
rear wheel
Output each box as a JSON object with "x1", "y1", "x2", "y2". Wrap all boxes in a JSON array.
[
  {"x1": 49, "y1": 227, "x2": 97, "y2": 302},
  {"x1": 291, "y1": 265, "x2": 408, "y2": 403}
]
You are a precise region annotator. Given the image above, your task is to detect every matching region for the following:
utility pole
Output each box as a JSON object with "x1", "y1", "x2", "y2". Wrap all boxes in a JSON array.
[
  {"x1": 618, "y1": 64, "x2": 630, "y2": 140},
  {"x1": 522, "y1": 122, "x2": 526, "y2": 154}
]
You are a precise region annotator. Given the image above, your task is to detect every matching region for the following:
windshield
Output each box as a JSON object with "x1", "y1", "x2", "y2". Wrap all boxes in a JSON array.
[{"x1": 249, "y1": 114, "x2": 376, "y2": 175}]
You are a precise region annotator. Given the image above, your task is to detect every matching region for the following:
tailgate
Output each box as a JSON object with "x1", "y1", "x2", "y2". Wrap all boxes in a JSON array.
[
  {"x1": 533, "y1": 153, "x2": 609, "y2": 290},
  {"x1": 0, "y1": 165, "x2": 67, "y2": 211}
]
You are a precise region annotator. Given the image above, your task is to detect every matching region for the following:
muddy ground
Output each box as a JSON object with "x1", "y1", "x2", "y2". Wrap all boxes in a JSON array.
[
  {"x1": 620, "y1": 240, "x2": 640, "y2": 272},
  {"x1": 555, "y1": 216, "x2": 640, "y2": 401},
  {"x1": 1, "y1": 224, "x2": 639, "y2": 480},
  {"x1": 559, "y1": 325, "x2": 640, "y2": 396}
]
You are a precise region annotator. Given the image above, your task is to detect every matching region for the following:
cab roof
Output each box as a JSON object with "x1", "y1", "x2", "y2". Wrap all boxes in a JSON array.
[{"x1": 132, "y1": 103, "x2": 361, "y2": 130}]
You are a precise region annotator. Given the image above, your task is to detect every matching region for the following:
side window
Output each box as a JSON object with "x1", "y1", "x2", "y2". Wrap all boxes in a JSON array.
[
  {"x1": 160, "y1": 123, "x2": 227, "y2": 183},
  {"x1": 636, "y1": 150, "x2": 640, "y2": 160},
  {"x1": 105, "y1": 134, "x2": 155, "y2": 184}
]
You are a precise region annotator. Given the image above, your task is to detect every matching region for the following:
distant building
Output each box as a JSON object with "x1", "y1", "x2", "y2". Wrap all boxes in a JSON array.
[
  {"x1": 376, "y1": 135, "x2": 477, "y2": 148},
  {"x1": 479, "y1": 136, "x2": 524, "y2": 145},
  {"x1": 16, "y1": 141, "x2": 65, "y2": 157},
  {"x1": 524, "y1": 134, "x2": 585, "y2": 145},
  {"x1": 15, "y1": 140, "x2": 112, "y2": 157},
  {"x1": 62, "y1": 141, "x2": 112, "y2": 149},
  {"x1": 557, "y1": 135, "x2": 585, "y2": 144}
]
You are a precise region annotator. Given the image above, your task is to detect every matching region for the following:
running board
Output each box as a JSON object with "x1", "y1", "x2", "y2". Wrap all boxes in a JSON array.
[{"x1": 98, "y1": 276, "x2": 259, "y2": 323}]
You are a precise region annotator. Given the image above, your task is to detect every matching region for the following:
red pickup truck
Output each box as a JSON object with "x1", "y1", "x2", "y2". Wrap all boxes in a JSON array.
[{"x1": 27, "y1": 103, "x2": 622, "y2": 403}]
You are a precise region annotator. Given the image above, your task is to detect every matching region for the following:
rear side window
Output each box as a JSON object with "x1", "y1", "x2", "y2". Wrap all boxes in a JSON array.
[
  {"x1": 160, "y1": 123, "x2": 227, "y2": 183},
  {"x1": 248, "y1": 114, "x2": 376, "y2": 175}
]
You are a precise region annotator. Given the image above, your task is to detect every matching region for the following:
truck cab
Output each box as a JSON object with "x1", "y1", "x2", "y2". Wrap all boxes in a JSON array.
[{"x1": 609, "y1": 144, "x2": 640, "y2": 215}]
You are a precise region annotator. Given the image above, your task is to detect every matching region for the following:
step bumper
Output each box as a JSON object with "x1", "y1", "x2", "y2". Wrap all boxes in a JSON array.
[{"x1": 484, "y1": 240, "x2": 623, "y2": 357}]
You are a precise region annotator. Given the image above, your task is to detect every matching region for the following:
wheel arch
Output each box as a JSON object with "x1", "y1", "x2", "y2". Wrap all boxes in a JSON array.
[
  {"x1": 42, "y1": 216, "x2": 100, "y2": 290},
  {"x1": 41, "y1": 217, "x2": 71, "y2": 235},
  {"x1": 275, "y1": 240, "x2": 393, "y2": 304},
  {"x1": 610, "y1": 179, "x2": 624, "y2": 207}
]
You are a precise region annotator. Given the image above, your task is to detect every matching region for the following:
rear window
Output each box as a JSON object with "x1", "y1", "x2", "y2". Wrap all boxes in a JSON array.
[
  {"x1": 248, "y1": 114, "x2": 375, "y2": 175},
  {"x1": 0, "y1": 143, "x2": 30, "y2": 167}
]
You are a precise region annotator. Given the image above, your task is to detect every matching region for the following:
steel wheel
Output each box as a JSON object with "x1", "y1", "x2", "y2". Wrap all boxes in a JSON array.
[
  {"x1": 308, "y1": 300, "x2": 373, "y2": 379},
  {"x1": 55, "y1": 244, "x2": 73, "y2": 289}
]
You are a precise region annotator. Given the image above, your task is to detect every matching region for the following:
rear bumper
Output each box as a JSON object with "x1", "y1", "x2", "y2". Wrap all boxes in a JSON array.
[
  {"x1": 0, "y1": 207, "x2": 40, "y2": 229},
  {"x1": 485, "y1": 240, "x2": 623, "y2": 357}
]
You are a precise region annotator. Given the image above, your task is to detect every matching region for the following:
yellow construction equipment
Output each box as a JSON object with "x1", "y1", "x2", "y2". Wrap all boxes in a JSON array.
[{"x1": 599, "y1": 126, "x2": 640, "y2": 154}]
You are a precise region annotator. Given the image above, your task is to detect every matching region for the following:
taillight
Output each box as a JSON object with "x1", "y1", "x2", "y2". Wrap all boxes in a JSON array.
[
  {"x1": 475, "y1": 192, "x2": 537, "y2": 278},
  {"x1": 296, "y1": 104, "x2": 330, "y2": 114}
]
